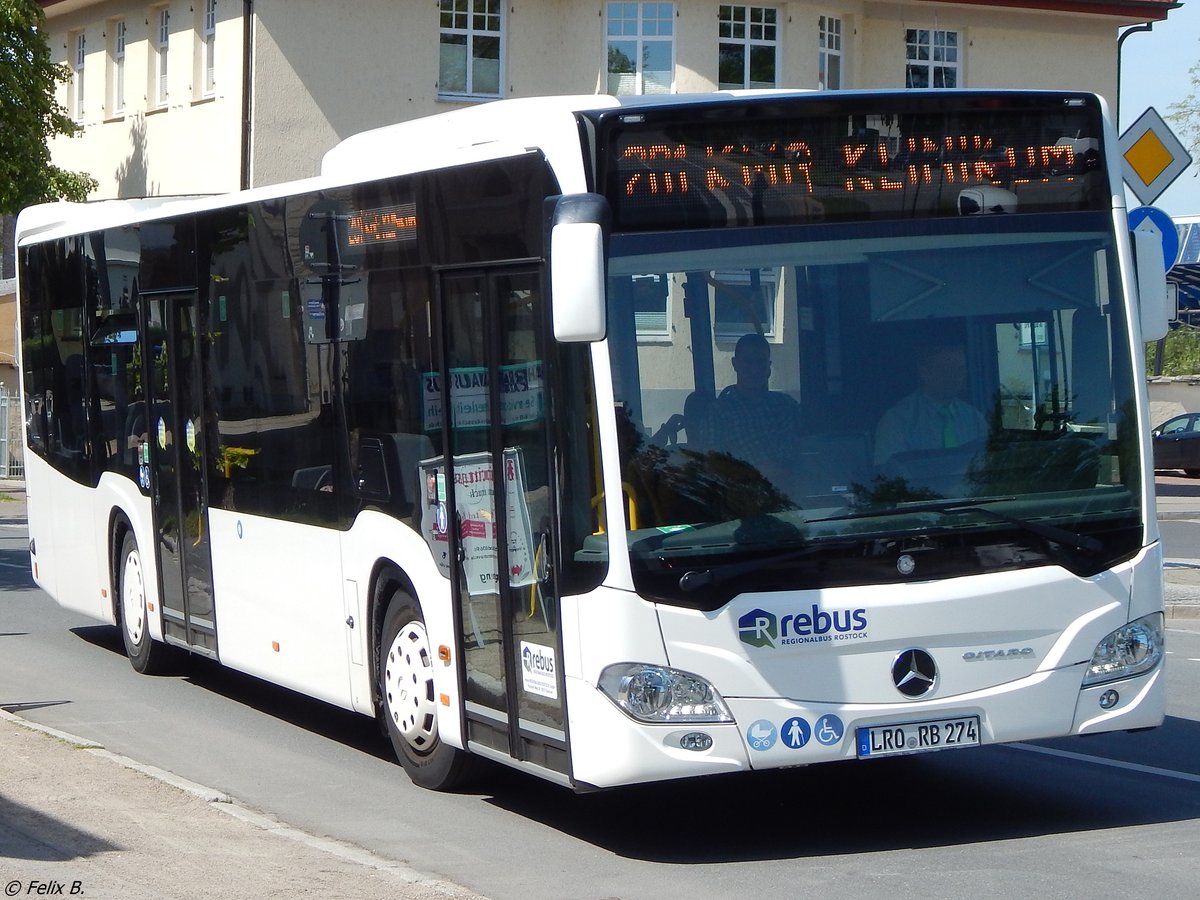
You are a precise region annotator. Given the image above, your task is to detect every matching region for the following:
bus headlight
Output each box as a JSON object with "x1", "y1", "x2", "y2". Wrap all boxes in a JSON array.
[
  {"x1": 1082, "y1": 613, "x2": 1164, "y2": 686},
  {"x1": 598, "y1": 663, "x2": 733, "y2": 724}
]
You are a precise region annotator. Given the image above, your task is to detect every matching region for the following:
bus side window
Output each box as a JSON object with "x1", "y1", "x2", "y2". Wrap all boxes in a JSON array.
[{"x1": 20, "y1": 238, "x2": 93, "y2": 485}]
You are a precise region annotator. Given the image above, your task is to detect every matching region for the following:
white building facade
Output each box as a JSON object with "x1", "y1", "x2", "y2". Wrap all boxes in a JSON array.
[{"x1": 38, "y1": 0, "x2": 1180, "y2": 196}]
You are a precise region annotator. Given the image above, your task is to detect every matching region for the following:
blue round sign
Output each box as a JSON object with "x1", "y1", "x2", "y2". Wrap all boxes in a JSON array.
[
  {"x1": 1128, "y1": 206, "x2": 1180, "y2": 273},
  {"x1": 781, "y1": 716, "x2": 811, "y2": 749},
  {"x1": 746, "y1": 719, "x2": 777, "y2": 752},
  {"x1": 814, "y1": 714, "x2": 844, "y2": 746}
]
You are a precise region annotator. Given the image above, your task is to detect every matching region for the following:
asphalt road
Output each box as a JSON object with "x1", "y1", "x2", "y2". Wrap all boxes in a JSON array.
[{"x1": 2, "y1": 513, "x2": 1199, "y2": 900}]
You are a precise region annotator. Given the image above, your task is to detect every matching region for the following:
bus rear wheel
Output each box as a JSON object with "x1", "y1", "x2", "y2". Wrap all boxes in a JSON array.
[
  {"x1": 118, "y1": 531, "x2": 171, "y2": 675},
  {"x1": 378, "y1": 589, "x2": 476, "y2": 790}
]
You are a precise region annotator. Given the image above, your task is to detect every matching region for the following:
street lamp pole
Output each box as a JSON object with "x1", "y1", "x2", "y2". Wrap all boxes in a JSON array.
[{"x1": 1117, "y1": 22, "x2": 1155, "y2": 123}]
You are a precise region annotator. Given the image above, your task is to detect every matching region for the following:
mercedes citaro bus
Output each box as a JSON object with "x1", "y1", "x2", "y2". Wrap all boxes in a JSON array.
[{"x1": 16, "y1": 90, "x2": 1170, "y2": 790}]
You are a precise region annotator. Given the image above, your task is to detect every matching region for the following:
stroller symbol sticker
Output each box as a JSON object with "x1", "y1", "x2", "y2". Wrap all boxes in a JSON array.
[{"x1": 746, "y1": 719, "x2": 777, "y2": 751}]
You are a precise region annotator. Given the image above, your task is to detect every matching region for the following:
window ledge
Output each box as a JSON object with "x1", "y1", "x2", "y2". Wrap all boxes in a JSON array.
[{"x1": 437, "y1": 92, "x2": 502, "y2": 104}]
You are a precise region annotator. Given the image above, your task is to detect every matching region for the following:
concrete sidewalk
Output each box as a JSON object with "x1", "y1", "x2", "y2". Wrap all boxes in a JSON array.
[{"x1": 0, "y1": 711, "x2": 482, "y2": 900}]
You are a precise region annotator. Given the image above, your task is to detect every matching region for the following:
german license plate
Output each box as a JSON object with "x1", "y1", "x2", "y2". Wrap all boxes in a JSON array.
[{"x1": 856, "y1": 715, "x2": 981, "y2": 759}]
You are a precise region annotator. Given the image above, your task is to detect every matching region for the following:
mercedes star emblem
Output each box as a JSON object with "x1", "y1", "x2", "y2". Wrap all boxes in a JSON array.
[{"x1": 891, "y1": 648, "x2": 938, "y2": 698}]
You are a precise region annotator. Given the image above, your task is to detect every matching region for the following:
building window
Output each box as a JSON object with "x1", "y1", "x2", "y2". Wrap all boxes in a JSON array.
[
  {"x1": 200, "y1": 0, "x2": 216, "y2": 97},
  {"x1": 439, "y1": 0, "x2": 503, "y2": 99},
  {"x1": 109, "y1": 20, "x2": 126, "y2": 116},
  {"x1": 718, "y1": 5, "x2": 777, "y2": 90},
  {"x1": 713, "y1": 269, "x2": 778, "y2": 337},
  {"x1": 905, "y1": 28, "x2": 960, "y2": 88},
  {"x1": 70, "y1": 31, "x2": 86, "y2": 123},
  {"x1": 152, "y1": 6, "x2": 170, "y2": 108},
  {"x1": 631, "y1": 274, "x2": 670, "y2": 336},
  {"x1": 818, "y1": 15, "x2": 842, "y2": 90},
  {"x1": 607, "y1": 3, "x2": 674, "y2": 96}
]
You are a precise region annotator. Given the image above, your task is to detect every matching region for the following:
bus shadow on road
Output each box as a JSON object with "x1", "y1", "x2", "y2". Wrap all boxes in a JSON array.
[
  {"x1": 480, "y1": 730, "x2": 1200, "y2": 862},
  {"x1": 70, "y1": 624, "x2": 395, "y2": 764}
]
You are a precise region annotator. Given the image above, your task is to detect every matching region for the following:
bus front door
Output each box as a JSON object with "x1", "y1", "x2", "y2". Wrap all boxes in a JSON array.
[
  {"x1": 142, "y1": 291, "x2": 217, "y2": 657},
  {"x1": 439, "y1": 267, "x2": 569, "y2": 779}
]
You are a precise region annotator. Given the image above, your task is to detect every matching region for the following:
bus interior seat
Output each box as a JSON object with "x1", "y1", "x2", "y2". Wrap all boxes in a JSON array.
[
  {"x1": 292, "y1": 465, "x2": 333, "y2": 491},
  {"x1": 682, "y1": 390, "x2": 715, "y2": 448},
  {"x1": 122, "y1": 400, "x2": 148, "y2": 466},
  {"x1": 356, "y1": 431, "x2": 435, "y2": 510}
]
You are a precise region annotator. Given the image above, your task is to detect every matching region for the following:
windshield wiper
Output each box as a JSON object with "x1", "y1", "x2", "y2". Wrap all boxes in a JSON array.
[
  {"x1": 811, "y1": 497, "x2": 1103, "y2": 555},
  {"x1": 934, "y1": 501, "x2": 1103, "y2": 554},
  {"x1": 678, "y1": 544, "x2": 824, "y2": 593}
]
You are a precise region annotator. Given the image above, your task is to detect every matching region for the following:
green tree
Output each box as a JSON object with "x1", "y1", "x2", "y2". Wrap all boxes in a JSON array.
[
  {"x1": 1147, "y1": 326, "x2": 1200, "y2": 376},
  {"x1": 1167, "y1": 55, "x2": 1200, "y2": 163},
  {"x1": 1, "y1": 0, "x2": 97, "y2": 219}
]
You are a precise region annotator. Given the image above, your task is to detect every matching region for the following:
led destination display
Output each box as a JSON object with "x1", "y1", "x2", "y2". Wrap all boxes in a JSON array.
[{"x1": 600, "y1": 94, "x2": 1110, "y2": 229}]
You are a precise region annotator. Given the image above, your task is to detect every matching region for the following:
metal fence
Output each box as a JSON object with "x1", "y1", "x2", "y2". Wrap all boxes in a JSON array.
[{"x1": 0, "y1": 384, "x2": 24, "y2": 479}]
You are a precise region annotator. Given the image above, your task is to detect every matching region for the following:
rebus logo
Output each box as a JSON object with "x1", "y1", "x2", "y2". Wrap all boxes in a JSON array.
[
  {"x1": 522, "y1": 645, "x2": 554, "y2": 675},
  {"x1": 738, "y1": 609, "x2": 778, "y2": 648},
  {"x1": 739, "y1": 605, "x2": 870, "y2": 649}
]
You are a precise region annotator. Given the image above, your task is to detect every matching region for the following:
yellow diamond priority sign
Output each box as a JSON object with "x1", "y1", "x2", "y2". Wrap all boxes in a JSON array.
[{"x1": 1120, "y1": 107, "x2": 1192, "y2": 207}]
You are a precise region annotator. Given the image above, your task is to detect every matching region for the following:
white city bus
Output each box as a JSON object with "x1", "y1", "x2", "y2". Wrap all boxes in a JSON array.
[{"x1": 16, "y1": 90, "x2": 1172, "y2": 791}]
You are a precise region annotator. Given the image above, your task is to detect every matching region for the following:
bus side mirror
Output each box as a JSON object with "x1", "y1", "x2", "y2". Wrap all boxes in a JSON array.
[
  {"x1": 1131, "y1": 227, "x2": 1171, "y2": 342},
  {"x1": 548, "y1": 194, "x2": 609, "y2": 343}
]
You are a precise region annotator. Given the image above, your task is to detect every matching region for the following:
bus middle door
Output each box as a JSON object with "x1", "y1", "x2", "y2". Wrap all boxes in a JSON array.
[
  {"x1": 141, "y1": 290, "x2": 217, "y2": 657},
  {"x1": 438, "y1": 266, "x2": 569, "y2": 780}
]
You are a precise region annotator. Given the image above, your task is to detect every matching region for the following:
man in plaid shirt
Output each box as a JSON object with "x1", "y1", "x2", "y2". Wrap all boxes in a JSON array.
[{"x1": 708, "y1": 333, "x2": 801, "y2": 472}]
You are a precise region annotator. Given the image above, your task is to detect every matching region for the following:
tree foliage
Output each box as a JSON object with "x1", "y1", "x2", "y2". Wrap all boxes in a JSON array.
[
  {"x1": 1167, "y1": 52, "x2": 1200, "y2": 168},
  {"x1": 1147, "y1": 325, "x2": 1200, "y2": 376},
  {"x1": 1, "y1": 0, "x2": 97, "y2": 217}
]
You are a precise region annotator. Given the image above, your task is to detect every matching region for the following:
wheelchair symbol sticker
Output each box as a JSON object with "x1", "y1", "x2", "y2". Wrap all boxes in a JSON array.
[
  {"x1": 746, "y1": 719, "x2": 777, "y2": 751},
  {"x1": 781, "y1": 717, "x2": 811, "y2": 749},
  {"x1": 815, "y1": 714, "x2": 844, "y2": 746}
]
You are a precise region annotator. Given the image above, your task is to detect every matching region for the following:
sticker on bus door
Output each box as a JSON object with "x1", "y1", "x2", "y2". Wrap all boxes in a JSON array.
[
  {"x1": 419, "y1": 449, "x2": 536, "y2": 596},
  {"x1": 520, "y1": 641, "x2": 557, "y2": 699}
]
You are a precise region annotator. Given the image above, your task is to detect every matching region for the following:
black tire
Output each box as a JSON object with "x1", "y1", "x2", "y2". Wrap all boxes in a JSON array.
[
  {"x1": 118, "y1": 531, "x2": 172, "y2": 675},
  {"x1": 378, "y1": 587, "x2": 476, "y2": 790},
  {"x1": 1185, "y1": 469, "x2": 1200, "y2": 478}
]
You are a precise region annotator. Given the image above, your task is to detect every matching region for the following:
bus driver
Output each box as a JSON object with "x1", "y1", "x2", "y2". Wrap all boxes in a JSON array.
[{"x1": 873, "y1": 342, "x2": 988, "y2": 466}]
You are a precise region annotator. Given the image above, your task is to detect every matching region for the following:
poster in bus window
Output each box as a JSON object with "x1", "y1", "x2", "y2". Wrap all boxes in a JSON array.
[
  {"x1": 421, "y1": 361, "x2": 544, "y2": 432},
  {"x1": 419, "y1": 449, "x2": 536, "y2": 597}
]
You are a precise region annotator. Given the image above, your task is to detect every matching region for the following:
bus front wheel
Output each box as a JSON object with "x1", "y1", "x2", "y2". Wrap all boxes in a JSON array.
[
  {"x1": 118, "y1": 531, "x2": 171, "y2": 675},
  {"x1": 378, "y1": 589, "x2": 476, "y2": 790}
]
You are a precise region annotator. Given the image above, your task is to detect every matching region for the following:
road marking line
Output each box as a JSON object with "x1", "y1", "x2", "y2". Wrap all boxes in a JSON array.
[{"x1": 1012, "y1": 742, "x2": 1200, "y2": 785}]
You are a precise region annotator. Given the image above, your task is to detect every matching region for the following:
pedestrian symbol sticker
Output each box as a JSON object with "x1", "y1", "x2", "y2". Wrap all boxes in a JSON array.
[
  {"x1": 815, "y1": 714, "x2": 844, "y2": 746},
  {"x1": 746, "y1": 719, "x2": 777, "y2": 751},
  {"x1": 781, "y1": 716, "x2": 811, "y2": 749}
]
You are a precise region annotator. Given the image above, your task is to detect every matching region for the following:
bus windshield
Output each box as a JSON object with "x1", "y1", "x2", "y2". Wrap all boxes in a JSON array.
[{"x1": 604, "y1": 210, "x2": 1143, "y2": 608}]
